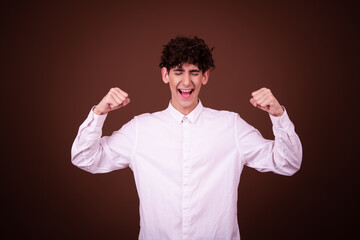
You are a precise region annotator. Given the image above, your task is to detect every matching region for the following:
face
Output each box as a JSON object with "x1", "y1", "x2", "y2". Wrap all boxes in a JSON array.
[{"x1": 161, "y1": 63, "x2": 209, "y2": 115}]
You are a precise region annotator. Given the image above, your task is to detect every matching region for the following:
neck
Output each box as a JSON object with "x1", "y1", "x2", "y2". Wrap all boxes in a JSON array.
[{"x1": 171, "y1": 99, "x2": 199, "y2": 115}]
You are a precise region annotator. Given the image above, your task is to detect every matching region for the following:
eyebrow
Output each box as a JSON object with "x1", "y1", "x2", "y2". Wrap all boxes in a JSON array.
[{"x1": 172, "y1": 68, "x2": 200, "y2": 73}]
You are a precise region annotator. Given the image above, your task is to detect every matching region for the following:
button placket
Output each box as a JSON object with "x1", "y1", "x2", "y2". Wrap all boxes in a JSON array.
[{"x1": 182, "y1": 117, "x2": 191, "y2": 239}]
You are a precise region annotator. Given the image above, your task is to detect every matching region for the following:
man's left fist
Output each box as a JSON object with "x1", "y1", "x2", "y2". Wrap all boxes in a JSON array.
[{"x1": 250, "y1": 87, "x2": 284, "y2": 117}]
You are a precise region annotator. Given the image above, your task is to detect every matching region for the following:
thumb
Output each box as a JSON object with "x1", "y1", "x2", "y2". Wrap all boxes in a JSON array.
[
  {"x1": 249, "y1": 98, "x2": 257, "y2": 107},
  {"x1": 122, "y1": 98, "x2": 131, "y2": 107}
]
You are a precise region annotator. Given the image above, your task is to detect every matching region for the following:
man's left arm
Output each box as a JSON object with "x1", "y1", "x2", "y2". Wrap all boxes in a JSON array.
[{"x1": 237, "y1": 87, "x2": 302, "y2": 176}]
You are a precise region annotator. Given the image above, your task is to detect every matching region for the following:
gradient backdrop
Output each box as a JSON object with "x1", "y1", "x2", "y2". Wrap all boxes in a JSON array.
[{"x1": 2, "y1": 0, "x2": 358, "y2": 239}]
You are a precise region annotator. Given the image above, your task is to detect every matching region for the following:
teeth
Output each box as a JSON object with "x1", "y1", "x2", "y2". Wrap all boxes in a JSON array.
[{"x1": 181, "y1": 89, "x2": 191, "y2": 93}]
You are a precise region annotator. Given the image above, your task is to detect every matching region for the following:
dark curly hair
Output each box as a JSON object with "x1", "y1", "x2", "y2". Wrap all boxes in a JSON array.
[{"x1": 159, "y1": 36, "x2": 215, "y2": 73}]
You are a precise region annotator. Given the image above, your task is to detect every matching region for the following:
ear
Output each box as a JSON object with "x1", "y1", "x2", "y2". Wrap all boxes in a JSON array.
[
  {"x1": 161, "y1": 67, "x2": 169, "y2": 84},
  {"x1": 201, "y1": 70, "x2": 210, "y2": 85}
]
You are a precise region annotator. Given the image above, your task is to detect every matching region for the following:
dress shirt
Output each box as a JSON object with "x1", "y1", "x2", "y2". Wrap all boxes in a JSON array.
[{"x1": 71, "y1": 101, "x2": 302, "y2": 240}]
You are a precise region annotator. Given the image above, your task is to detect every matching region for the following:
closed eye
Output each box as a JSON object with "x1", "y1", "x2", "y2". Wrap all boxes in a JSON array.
[
  {"x1": 173, "y1": 69, "x2": 184, "y2": 75},
  {"x1": 190, "y1": 70, "x2": 200, "y2": 76}
]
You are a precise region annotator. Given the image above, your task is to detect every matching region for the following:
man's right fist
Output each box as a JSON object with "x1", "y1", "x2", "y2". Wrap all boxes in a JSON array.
[{"x1": 93, "y1": 88, "x2": 130, "y2": 115}]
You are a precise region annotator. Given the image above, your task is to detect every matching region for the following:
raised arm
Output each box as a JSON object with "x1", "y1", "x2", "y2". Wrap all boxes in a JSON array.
[
  {"x1": 71, "y1": 88, "x2": 136, "y2": 174},
  {"x1": 237, "y1": 87, "x2": 302, "y2": 176}
]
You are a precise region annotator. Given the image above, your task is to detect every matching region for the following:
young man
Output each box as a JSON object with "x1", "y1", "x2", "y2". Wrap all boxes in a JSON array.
[{"x1": 71, "y1": 36, "x2": 302, "y2": 239}]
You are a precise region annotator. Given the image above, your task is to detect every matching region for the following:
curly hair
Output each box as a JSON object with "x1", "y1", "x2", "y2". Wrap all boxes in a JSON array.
[{"x1": 159, "y1": 36, "x2": 215, "y2": 73}]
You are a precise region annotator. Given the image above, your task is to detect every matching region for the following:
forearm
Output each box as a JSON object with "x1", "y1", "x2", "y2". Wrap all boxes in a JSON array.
[
  {"x1": 71, "y1": 107, "x2": 135, "y2": 173},
  {"x1": 71, "y1": 107, "x2": 109, "y2": 173},
  {"x1": 238, "y1": 109, "x2": 302, "y2": 176},
  {"x1": 269, "y1": 109, "x2": 303, "y2": 175}
]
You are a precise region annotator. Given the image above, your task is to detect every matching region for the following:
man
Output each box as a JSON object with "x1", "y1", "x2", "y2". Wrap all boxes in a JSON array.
[{"x1": 71, "y1": 36, "x2": 302, "y2": 239}]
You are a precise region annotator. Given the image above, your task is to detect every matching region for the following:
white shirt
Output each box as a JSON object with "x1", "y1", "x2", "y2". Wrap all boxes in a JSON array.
[{"x1": 71, "y1": 101, "x2": 302, "y2": 240}]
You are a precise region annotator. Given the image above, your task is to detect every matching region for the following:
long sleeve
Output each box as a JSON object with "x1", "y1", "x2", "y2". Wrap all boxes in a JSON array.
[
  {"x1": 236, "y1": 109, "x2": 302, "y2": 176},
  {"x1": 71, "y1": 107, "x2": 137, "y2": 174}
]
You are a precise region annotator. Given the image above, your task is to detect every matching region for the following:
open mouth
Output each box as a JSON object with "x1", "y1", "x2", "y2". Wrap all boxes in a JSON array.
[{"x1": 178, "y1": 89, "x2": 194, "y2": 98}]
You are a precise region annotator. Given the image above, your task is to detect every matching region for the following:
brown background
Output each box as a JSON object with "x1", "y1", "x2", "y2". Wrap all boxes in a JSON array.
[{"x1": 2, "y1": 0, "x2": 358, "y2": 239}]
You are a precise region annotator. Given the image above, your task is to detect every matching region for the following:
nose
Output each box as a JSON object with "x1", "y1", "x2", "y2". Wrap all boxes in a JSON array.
[{"x1": 182, "y1": 72, "x2": 191, "y2": 86}]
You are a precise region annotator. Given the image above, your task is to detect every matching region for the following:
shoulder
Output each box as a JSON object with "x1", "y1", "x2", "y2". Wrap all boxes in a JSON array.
[
  {"x1": 201, "y1": 107, "x2": 252, "y2": 129},
  {"x1": 202, "y1": 107, "x2": 239, "y2": 121},
  {"x1": 133, "y1": 109, "x2": 169, "y2": 123}
]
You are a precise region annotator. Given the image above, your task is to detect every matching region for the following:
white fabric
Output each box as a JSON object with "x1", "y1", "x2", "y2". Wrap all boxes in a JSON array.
[{"x1": 71, "y1": 101, "x2": 302, "y2": 240}]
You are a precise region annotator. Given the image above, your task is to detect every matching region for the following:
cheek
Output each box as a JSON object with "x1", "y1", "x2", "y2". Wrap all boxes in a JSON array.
[
  {"x1": 170, "y1": 79, "x2": 180, "y2": 88},
  {"x1": 170, "y1": 82, "x2": 178, "y2": 93},
  {"x1": 194, "y1": 79, "x2": 203, "y2": 89}
]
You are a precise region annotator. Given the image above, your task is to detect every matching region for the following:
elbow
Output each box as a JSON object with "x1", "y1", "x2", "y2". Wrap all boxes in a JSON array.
[
  {"x1": 71, "y1": 153, "x2": 90, "y2": 171},
  {"x1": 282, "y1": 153, "x2": 302, "y2": 176},
  {"x1": 279, "y1": 163, "x2": 301, "y2": 176},
  {"x1": 71, "y1": 147, "x2": 97, "y2": 174},
  {"x1": 71, "y1": 147, "x2": 84, "y2": 168},
  {"x1": 71, "y1": 155, "x2": 98, "y2": 174},
  {"x1": 282, "y1": 142, "x2": 303, "y2": 176},
  {"x1": 71, "y1": 154, "x2": 84, "y2": 169},
  {"x1": 284, "y1": 165, "x2": 301, "y2": 176}
]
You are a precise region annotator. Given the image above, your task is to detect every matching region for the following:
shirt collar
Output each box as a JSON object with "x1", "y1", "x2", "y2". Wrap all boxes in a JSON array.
[{"x1": 167, "y1": 100, "x2": 204, "y2": 124}]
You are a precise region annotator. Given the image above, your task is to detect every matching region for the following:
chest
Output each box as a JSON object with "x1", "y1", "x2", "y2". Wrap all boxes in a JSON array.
[{"x1": 135, "y1": 120, "x2": 237, "y2": 169}]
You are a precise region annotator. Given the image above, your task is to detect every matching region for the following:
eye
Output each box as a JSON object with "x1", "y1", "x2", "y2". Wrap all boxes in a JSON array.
[
  {"x1": 175, "y1": 72, "x2": 182, "y2": 76},
  {"x1": 191, "y1": 72, "x2": 199, "y2": 76}
]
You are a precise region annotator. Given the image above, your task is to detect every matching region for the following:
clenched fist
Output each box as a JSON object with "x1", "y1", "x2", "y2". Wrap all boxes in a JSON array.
[
  {"x1": 250, "y1": 88, "x2": 284, "y2": 117},
  {"x1": 93, "y1": 88, "x2": 130, "y2": 115}
]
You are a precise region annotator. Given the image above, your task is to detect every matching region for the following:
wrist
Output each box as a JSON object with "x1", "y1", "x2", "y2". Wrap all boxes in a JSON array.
[
  {"x1": 271, "y1": 106, "x2": 284, "y2": 117},
  {"x1": 93, "y1": 106, "x2": 104, "y2": 115}
]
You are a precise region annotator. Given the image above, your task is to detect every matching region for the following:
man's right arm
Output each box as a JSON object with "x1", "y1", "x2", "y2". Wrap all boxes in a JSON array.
[{"x1": 71, "y1": 88, "x2": 136, "y2": 174}]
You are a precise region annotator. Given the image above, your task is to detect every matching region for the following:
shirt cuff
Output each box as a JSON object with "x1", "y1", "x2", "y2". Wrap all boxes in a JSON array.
[
  {"x1": 269, "y1": 106, "x2": 291, "y2": 130},
  {"x1": 89, "y1": 106, "x2": 108, "y2": 128}
]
